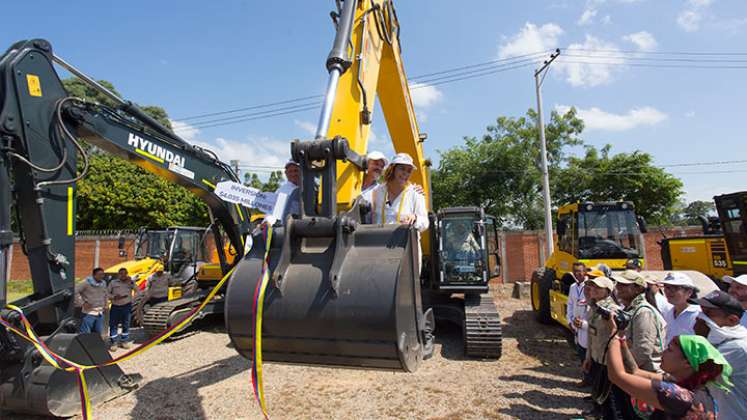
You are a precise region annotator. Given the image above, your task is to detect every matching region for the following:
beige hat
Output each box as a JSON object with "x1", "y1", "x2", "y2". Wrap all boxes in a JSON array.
[
  {"x1": 390, "y1": 152, "x2": 417, "y2": 169},
  {"x1": 587, "y1": 276, "x2": 615, "y2": 292},
  {"x1": 612, "y1": 269, "x2": 647, "y2": 288},
  {"x1": 366, "y1": 151, "x2": 389, "y2": 166}
]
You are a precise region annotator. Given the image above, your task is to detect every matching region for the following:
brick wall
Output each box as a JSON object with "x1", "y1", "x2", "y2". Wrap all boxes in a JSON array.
[{"x1": 6, "y1": 226, "x2": 705, "y2": 283}]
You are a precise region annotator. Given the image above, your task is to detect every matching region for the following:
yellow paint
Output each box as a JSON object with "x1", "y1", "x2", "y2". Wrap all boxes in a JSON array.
[
  {"x1": 26, "y1": 74, "x2": 42, "y2": 97},
  {"x1": 202, "y1": 179, "x2": 216, "y2": 189},
  {"x1": 134, "y1": 148, "x2": 164, "y2": 164},
  {"x1": 168, "y1": 287, "x2": 182, "y2": 301},
  {"x1": 235, "y1": 203, "x2": 245, "y2": 221},
  {"x1": 67, "y1": 186, "x2": 73, "y2": 236},
  {"x1": 665, "y1": 236, "x2": 732, "y2": 278}
]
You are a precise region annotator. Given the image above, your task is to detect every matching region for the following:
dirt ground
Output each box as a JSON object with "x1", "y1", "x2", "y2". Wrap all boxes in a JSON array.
[{"x1": 5, "y1": 286, "x2": 591, "y2": 420}]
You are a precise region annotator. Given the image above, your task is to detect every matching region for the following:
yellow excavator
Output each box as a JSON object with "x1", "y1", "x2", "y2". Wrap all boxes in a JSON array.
[{"x1": 225, "y1": 0, "x2": 504, "y2": 370}]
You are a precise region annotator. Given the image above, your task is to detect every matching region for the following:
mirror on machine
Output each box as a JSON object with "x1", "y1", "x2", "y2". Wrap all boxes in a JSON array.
[{"x1": 440, "y1": 217, "x2": 485, "y2": 284}]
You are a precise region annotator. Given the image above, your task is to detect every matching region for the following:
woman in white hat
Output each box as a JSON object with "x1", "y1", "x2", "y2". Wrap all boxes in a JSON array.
[{"x1": 369, "y1": 152, "x2": 429, "y2": 232}]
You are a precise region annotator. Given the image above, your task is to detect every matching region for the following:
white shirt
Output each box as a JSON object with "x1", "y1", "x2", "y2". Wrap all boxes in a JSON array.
[
  {"x1": 566, "y1": 281, "x2": 589, "y2": 348},
  {"x1": 655, "y1": 292, "x2": 673, "y2": 314},
  {"x1": 360, "y1": 182, "x2": 378, "y2": 203},
  {"x1": 369, "y1": 183, "x2": 429, "y2": 232},
  {"x1": 742, "y1": 312, "x2": 747, "y2": 329},
  {"x1": 663, "y1": 304, "x2": 701, "y2": 345}
]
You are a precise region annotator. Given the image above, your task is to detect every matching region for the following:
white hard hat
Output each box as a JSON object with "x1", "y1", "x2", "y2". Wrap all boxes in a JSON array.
[
  {"x1": 723, "y1": 274, "x2": 747, "y2": 286},
  {"x1": 390, "y1": 153, "x2": 416, "y2": 169},
  {"x1": 660, "y1": 272, "x2": 697, "y2": 289},
  {"x1": 285, "y1": 160, "x2": 300, "y2": 169},
  {"x1": 366, "y1": 151, "x2": 388, "y2": 166}
]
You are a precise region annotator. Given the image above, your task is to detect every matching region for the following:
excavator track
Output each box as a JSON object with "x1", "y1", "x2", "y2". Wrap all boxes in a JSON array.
[
  {"x1": 463, "y1": 292, "x2": 502, "y2": 359},
  {"x1": 142, "y1": 298, "x2": 198, "y2": 337}
]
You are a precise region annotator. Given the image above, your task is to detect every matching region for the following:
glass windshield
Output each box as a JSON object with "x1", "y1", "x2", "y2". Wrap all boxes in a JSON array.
[
  {"x1": 134, "y1": 231, "x2": 172, "y2": 260},
  {"x1": 577, "y1": 209, "x2": 642, "y2": 259},
  {"x1": 441, "y1": 218, "x2": 485, "y2": 283}
]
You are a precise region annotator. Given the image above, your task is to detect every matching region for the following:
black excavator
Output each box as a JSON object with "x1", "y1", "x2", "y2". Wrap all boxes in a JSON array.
[{"x1": 0, "y1": 39, "x2": 252, "y2": 417}]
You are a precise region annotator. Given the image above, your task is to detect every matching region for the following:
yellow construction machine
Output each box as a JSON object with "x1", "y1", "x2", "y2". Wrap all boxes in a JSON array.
[
  {"x1": 225, "y1": 0, "x2": 504, "y2": 370},
  {"x1": 530, "y1": 201, "x2": 647, "y2": 326},
  {"x1": 660, "y1": 191, "x2": 747, "y2": 281}
]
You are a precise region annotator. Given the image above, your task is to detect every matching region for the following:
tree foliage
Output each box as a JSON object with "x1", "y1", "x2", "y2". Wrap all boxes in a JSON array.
[
  {"x1": 432, "y1": 107, "x2": 684, "y2": 229},
  {"x1": 682, "y1": 200, "x2": 716, "y2": 225},
  {"x1": 553, "y1": 144, "x2": 683, "y2": 225},
  {"x1": 432, "y1": 108, "x2": 583, "y2": 229},
  {"x1": 62, "y1": 78, "x2": 209, "y2": 229},
  {"x1": 243, "y1": 171, "x2": 284, "y2": 192}
]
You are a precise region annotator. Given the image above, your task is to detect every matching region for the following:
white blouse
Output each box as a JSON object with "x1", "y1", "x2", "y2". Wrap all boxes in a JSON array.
[{"x1": 369, "y1": 183, "x2": 429, "y2": 232}]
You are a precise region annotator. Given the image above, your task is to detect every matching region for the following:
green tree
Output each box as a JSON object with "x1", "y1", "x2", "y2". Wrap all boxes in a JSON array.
[
  {"x1": 553, "y1": 144, "x2": 683, "y2": 225},
  {"x1": 243, "y1": 171, "x2": 284, "y2": 192},
  {"x1": 682, "y1": 200, "x2": 715, "y2": 226},
  {"x1": 432, "y1": 108, "x2": 583, "y2": 229},
  {"x1": 62, "y1": 77, "x2": 209, "y2": 229}
]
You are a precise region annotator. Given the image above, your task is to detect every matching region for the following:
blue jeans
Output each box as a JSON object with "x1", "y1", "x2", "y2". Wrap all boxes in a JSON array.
[
  {"x1": 109, "y1": 303, "x2": 132, "y2": 342},
  {"x1": 79, "y1": 313, "x2": 104, "y2": 334}
]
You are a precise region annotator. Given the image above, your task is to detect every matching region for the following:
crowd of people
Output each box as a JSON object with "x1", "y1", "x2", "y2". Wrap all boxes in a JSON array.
[
  {"x1": 566, "y1": 259, "x2": 747, "y2": 419},
  {"x1": 74, "y1": 260, "x2": 177, "y2": 351}
]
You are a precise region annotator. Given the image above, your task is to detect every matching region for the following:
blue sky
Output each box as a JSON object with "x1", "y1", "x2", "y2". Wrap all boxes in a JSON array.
[{"x1": 3, "y1": 0, "x2": 746, "y2": 202}]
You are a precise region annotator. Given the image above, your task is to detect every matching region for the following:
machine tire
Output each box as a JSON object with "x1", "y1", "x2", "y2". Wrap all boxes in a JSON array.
[{"x1": 530, "y1": 268, "x2": 554, "y2": 324}]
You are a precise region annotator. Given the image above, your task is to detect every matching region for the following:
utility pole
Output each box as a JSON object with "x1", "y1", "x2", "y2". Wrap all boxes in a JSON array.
[{"x1": 534, "y1": 48, "x2": 561, "y2": 257}]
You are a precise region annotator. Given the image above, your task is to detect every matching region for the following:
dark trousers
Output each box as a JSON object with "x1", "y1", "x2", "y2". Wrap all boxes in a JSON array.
[
  {"x1": 603, "y1": 383, "x2": 639, "y2": 419},
  {"x1": 109, "y1": 303, "x2": 132, "y2": 342}
]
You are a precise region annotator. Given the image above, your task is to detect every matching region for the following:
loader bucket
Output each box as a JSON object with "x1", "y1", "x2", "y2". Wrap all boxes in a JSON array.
[
  {"x1": 225, "y1": 221, "x2": 433, "y2": 372},
  {"x1": 0, "y1": 333, "x2": 140, "y2": 417}
]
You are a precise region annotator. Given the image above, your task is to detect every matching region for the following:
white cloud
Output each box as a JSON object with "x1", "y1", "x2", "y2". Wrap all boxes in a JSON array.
[
  {"x1": 556, "y1": 105, "x2": 668, "y2": 131},
  {"x1": 685, "y1": 111, "x2": 696, "y2": 118},
  {"x1": 557, "y1": 35, "x2": 625, "y2": 87},
  {"x1": 498, "y1": 22, "x2": 564, "y2": 58},
  {"x1": 601, "y1": 15, "x2": 612, "y2": 25},
  {"x1": 577, "y1": 8, "x2": 598, "y2": 26},
  {"x1": 410, "y1": 82, "x2": 443, "y2": 109},
  {"x1": 294, "y1": 119, "x2": 317, "y2": 135},
  {"x1": 677, "y1": 10, "x2": 702, "y2": 32},
  {"x1": 193, "y1": 136, "x2": 289, "y2": 171},
  {"x1": 170, "y1": 120, "x2": 200, "y2": 142},
  {"x1": 677, "y1": 0, "x2": 713, "y2": 32},
  {"x1": 623, "y1": 31, "x2": 657, "y2": 51}
]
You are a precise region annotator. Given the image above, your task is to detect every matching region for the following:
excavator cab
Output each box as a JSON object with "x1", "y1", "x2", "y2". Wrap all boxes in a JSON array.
[{"x1": 715, "y1": 191, "x2": 747, "y2": 276}]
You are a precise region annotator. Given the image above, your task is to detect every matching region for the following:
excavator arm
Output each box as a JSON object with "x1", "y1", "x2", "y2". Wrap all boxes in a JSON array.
[{"x1": 0, "y1": 38, "x2": 251, "y2": 417}]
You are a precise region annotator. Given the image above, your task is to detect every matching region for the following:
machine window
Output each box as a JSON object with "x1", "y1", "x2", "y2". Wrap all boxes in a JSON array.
[{"x1": 577, "y1": 209, "x2": 642, "y2": 259}]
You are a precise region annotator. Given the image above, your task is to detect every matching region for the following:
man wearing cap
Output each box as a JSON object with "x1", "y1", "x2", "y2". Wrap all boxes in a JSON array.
[
  {"x1": 724, "y1": 274, "x2": 747, "y2": 328},
  {"x1": 280, "y1": 160, "x2": 301, "y2": 219},
  {"x1": 360, "y1": 151, "x2": 388, "y2": 202},
  {"x1": 660, "y1": 272, "x2": 701, "y2": 345},
  {"x1": 581, "y1": 276, "x2": 621, "y2": 418},
  {"x1": 613, "y1": 269, "x2": 667, "y2": 373},
  {"x1": 692, "y1": 290, "x2": 747, "y2": 419}
]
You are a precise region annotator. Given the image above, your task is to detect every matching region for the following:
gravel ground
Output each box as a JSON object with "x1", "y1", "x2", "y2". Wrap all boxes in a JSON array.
[{"x1": 5, "y1": 286, "x2": 590, "y2": 420}]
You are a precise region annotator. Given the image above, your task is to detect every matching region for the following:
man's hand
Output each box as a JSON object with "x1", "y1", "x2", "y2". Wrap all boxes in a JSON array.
[
  {"x1": 401, "y1": 214, "x2": 416, "y2": 224},
  {"x1": 412, "y1": 185, "x2": 425, "y2": 195},
  {"x1": 572, "y1": 317, "x2": 584, "y2": 329}
]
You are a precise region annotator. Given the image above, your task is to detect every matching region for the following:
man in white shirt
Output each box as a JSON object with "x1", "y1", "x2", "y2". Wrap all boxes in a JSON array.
[
  {"x1": 724, "y1": 274, "x2": 747, "y2": 328},
  {"x1": 360, "y1": 151, "x2": 388, "y2": 202},
  {"x1": 660, "y1": 272, "x2": 701, "y2": 345},
  {"x1": 566, "y1": 262, "x2": 590, "y2": 387}
]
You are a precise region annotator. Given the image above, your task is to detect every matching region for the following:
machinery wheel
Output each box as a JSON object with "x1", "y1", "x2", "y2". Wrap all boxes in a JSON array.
[
  {"x1": 463, "y1": 293, "x2": 502, "y2": 359},
  {"x1": 530, "y1": 268, "x2": 553, "y2": 324}
]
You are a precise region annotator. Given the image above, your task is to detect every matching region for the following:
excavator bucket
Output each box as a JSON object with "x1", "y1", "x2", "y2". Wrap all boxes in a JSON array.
[
  {"x1": 0, "y1": 333, "x2": 140, "y2": 417},
  {"x1": 225, "y1": 221, "x2": 433, "y2": 372},
  {"x1": 225, "y1": 136, "x2": 434, "y2": 372}
]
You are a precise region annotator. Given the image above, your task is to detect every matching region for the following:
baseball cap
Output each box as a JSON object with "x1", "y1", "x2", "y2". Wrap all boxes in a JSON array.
[
  {"x1": 611, "y1": 269, "x2": 647, "y2": 288},
  {"x1": 390, "y1": 153, "x2": 417, "y2": 169},
  {"x1": 366, "y1": 151, "x2": 389, "y2": 166},
  {"x1": 587, "y1": 269, "x2": 606, "y2": 278},
  {"x1": 660, "y1": 272, "x2": 697, "y2": 289},
  {"x1": 690, "y1": 290, "x2": 745, "y2": 317},
  {"x1": 587, "y1": 276, "x2": 615, "y2": 292},
  {"x1": 723, "y1": 274, "x2": 747, "y2": 286},
  {"x1": 285, "y1": 160, "x2": 300, "y2": 169}
]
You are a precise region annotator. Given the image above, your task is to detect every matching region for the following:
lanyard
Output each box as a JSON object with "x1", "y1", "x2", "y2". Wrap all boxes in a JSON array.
[{"x1": 381, "y1": 185, "x2": 409, "y2": 224}]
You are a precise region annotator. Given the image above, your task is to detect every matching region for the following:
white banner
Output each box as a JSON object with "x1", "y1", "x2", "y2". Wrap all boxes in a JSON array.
[{"x1": 214, "y1": 181, "x2": 277, "y2": 214}]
